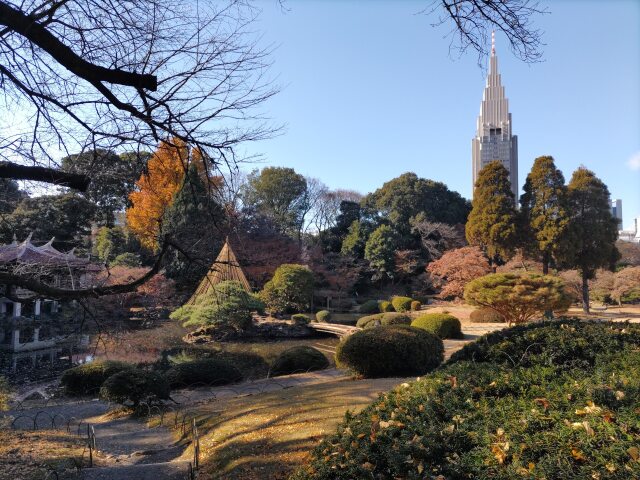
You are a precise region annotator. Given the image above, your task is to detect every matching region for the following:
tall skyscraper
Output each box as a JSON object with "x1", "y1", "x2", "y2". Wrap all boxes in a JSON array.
[
  {"x1": 472, "y1": 32, "x2": 518, "y2": 199},
  {"x1": 611, "y1": 199, "x2": 623, "y2": 229}
]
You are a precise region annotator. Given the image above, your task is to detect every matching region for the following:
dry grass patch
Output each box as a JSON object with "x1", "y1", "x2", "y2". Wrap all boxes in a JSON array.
[
  {"x1": 0, "y1": 428, "x2": 86, "y2": 480},
  {"x1": 181, "y1": 377, "x2": 405, "y2": 479}
]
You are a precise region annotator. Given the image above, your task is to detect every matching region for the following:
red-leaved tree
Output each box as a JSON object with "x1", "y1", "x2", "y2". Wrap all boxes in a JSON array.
[{"x1": 427, "y1": 246, "x2": 491, "y2": 299}]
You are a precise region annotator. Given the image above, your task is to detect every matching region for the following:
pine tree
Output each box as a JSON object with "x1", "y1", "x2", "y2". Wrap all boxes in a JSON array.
[
  {"x1": 161, "y1": 164, "x2": 226, "y2": 287},
  {"x1": 562, "y1": 167, "x2": 619, "y2": 313},
  {"x1": 466, "y1": 161, "x2": 518, "y2": 266},
  {"x1": 519, "y1": 156, "x2": 570, "y2": 274}
]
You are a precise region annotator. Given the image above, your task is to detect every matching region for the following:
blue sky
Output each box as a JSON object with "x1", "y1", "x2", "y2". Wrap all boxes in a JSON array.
[{"x1": 243, "y1": 0, "x2": 640, "y2": 229}]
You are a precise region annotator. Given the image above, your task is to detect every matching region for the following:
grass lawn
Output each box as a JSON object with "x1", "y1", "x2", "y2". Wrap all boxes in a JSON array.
[
  {"x1": 0, "y1": 428, "x2": 86, "y2": 480},
  {"x1": 181, "y1": 376, "x2": 406, "y2": 479}
]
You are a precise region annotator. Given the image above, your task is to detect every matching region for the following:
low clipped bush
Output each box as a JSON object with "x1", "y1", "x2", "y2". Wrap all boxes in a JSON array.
[
  {"x1": 357, "y1": 313, "x2": 412, "y2": 329},
  {"x1": 358, "y1": 300, "x2": 379, "y2": 314},
  {"x1": 315, "y1": 310, "x2": 331, "y2": 322},
  {"x1": 391, "y1": 296, "x2": 413, "y2": 312},
  {"x1": 411, "y1": 313, "x2": 463, "y2": 339},
  {"x1": 99, "y1": 369, "x2": 169, "y2": 407},
  {"x1": 410, "y1": 300, "x2": 422, "y2": 311},
  {"x1": 292, "y1": 321, "x2": 640, "y2": 480},
  {"x1": 469, "y1": 307, "x2": 506, "y2": 323},
  {"x1": 291, "y1": 313, "x2": 311, "y2": 325},
  {"x1": 335, "y1": 325, "x2": 443, "y2": 378},
  {"x1": 270, "y1": 346, "x2": 330, "y2": 376},
  {"x1": 61, "y1": 360, "x2": 133, "y2": 396},
  {"x1": 450, "y1": 319, "x2": 640, "y2": 369},
  {"x1": 165, "y1": 358, "x2": 243, "y2": 388},
  {"x1": 378, "y1": 300, "x2": 395, "y2": 312}
]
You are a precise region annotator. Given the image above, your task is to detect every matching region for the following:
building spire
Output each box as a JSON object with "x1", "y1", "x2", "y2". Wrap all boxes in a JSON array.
[{"x1": 491, "y1": 30, "x2": 495, "y2": 56}]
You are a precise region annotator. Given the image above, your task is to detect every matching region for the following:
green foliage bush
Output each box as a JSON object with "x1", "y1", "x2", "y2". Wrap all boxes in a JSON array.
[
  {"x1": 410, "y1": 300, "x2": 422, "y2": 311},
  {"x1": 411, "y1": 313, "x2": 463, "y2": 339},
  {"x1": 335, "y1": 325, "x2": 443, "y2": 378},
  {"x1": 110, "y1": 252, "x2": 142, "y2": 267},
  {"x1": 315, "y1": 310, "x2": 331, "y2": 322},
  {"x1": 260, "y1": 264, "x2": 314, "y2": 314},
  {"x1": 391, "y1": 296, "x2": 413, "y2": 312},
  {"x1": 291, "y1": 313, "x2": 310, "y2": 325},
  {"x1": 99, "y1": 369, "x2": 169, "y2": 407},
  {"x1": 464, "y1": 273, "x2": 571, "y2": 325},
  {"x1": 469, "y1": 307, "x2": 506, "y2": 323},
  {"x1": 358, "y1": 300, "x2": 379, "y2": 314},
  {"x1": 292, "y1": 320, "x2": 640, "y2": 480},
  {"x1": 357, "y1": 313, "x2": 412, "y2": 329},
  {"x1": 378, "y1": 300, "x2": 394, "y2": 312},
  {"x1": 61, "y1": 360, "x2": 133, "y2": 396},
  {"x1": 156, "y1": 346, "x2": 268, "y2": 379},
  {"x1": 170, "y1": 280, "x2": 264, "y2": 330},
  {"x1": 165, "y1": 358, "x2": 243, "y2": 388},
  {"x1": 270, "y1": 346, "x2": 330, "y2": 376}
]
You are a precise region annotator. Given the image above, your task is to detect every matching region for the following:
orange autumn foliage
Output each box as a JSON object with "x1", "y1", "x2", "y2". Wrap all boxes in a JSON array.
[{"x1": 127, "y1": 139, "x2": 213, "y2": 251}]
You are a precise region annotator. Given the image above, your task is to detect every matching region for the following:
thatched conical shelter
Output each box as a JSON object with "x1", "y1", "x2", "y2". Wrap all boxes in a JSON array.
[{"x1": 187, "y1": 239, "x2": 251, "y2": 305}]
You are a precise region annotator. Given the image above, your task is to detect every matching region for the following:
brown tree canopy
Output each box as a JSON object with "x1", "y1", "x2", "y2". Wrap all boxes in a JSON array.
[{"x1": 427, "y1": 245, "x2": 491, "y2": 299}]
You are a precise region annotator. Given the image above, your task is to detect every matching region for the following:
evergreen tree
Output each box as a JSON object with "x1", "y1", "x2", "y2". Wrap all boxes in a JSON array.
[
  {"x1": 519, "y1": 156, "x2": 570, "y2": 274},
  {"x1": 465, "y1": 161, "x2": 518, "y2": 265},
  {"x1": 562, "y1": 167, "x2": 619, "y2": 313},
  {"x1": 364, "y1": 224, "x2": 398, "y2": 280},
  {"x1": 341, "y1": 220, "x2": 371, "y2": 258},
  {"x1": 162, "y1": 164, "x2": 226, "y2": 287}
]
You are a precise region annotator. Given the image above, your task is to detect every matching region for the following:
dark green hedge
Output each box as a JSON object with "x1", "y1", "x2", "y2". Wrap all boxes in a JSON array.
[
  {"x1": 100, "y1": 369, "x2": 169, "y2": 406},
  {"x1": 358, "y1": 300, "x2": 379, "y2": 314},
  {"x1": 411, "y1": 313, "x2": 463, "y2": 339},
  {"x1": 356, "y1": 313, "x2": 411, "y2": 329},
  {"x1": 270, "y1": 346, "x2": 329, "y2": 376},
  {"x1": 165, "y1": 358, "x2": 243, "y2": 388},
  {"x1": 335, "y1": 325, "x2": 443, "y2": 378},
  {"x1": 61, "y1": 360, "x2": 133, "y2": 396},
  {"x1": 291, "y1": 320, "x2": 640, "y2": 480}
]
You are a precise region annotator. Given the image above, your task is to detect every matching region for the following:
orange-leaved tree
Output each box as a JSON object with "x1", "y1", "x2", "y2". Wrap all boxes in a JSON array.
[{"x1": 127, "y1": 139, "x2": 192, "y2": 250}]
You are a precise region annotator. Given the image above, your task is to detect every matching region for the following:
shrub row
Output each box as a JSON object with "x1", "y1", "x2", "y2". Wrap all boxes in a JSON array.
[
  {"x1": 356, "y1": 313, "x2": 411, "y2": 329},
  {"x1": 292, "y1": 320, "x2": 640, "y2": 480},
  {"x1": 359, "y1": 296, "x2": 422, "y2": 315}
]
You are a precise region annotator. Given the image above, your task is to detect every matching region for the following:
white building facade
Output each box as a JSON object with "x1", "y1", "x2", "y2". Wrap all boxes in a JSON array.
[{"x1": 472, "y1": 32, "x2": 518, "y2": 199}]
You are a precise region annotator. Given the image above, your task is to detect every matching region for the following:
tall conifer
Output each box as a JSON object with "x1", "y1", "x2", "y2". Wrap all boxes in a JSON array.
[
  {"x1": 466, "y1": 161, "x2": 518, "y2": 266},
  {"x1": 562, "y1": 167, "x2": 619, "y2": 313},
  {"x1": 519, "y1": 156, "x2": 570, "y2": 274}
]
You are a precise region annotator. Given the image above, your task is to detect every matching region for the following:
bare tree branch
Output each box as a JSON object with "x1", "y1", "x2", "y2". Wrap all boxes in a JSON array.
[{"x1": 0, "y1": 161, "x2": 90, "y2": 190}]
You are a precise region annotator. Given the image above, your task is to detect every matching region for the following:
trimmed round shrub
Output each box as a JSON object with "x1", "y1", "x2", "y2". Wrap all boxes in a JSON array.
[
  {"x1": 100, "y1": 369, "x2": 169, "y2": 407},
  {"x1": 315, "y1": 310, "x2": 331, "y2": 322},
  {"x1": 356, "y1": 313, "x2": 411, "y2": 329},
  {"x1": 411, "y1": 313, "x2": 463, "y2": 339},
  {"x1": 165, "y1": 358, "x2": 243, "y2": 388},
  {"x1": 335, "y1": 325, "x2": 444, "y2": 378},
  {"x1": 358, "y1": 300, "x2": 379, "y2": 314},
  {"x1": 391, "y1": 296, "x2": 413, "y2": 312},
  {"x1": 270, "y1": 346, "x2": 330, "y2": 376},
  {"x1": 469, "y1": 307, "x2": 506, "y2": 323},
  {"x1": 410, "y1": 300, "x2": 422, "y2": 311},
  {"x1": 291, "y1": 313, "x2": 310, "y2": 325},
  {"x1": 356, "y1": 313, "x2": 382, "y2": 328},
  {"x1": 292, "y1": 321, "x2": 640, "y2": 480},
  {"x1": 61, "y1": 360, "x2": 133, "y2": 396},
  {"x1": 378, "y1": 300, "x2": 394, "y2": 312}
]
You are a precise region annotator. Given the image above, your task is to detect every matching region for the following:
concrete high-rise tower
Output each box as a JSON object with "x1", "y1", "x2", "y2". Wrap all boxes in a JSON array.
[{"x1": 472, "y1": 32, "x2": 518, "y2": 198}]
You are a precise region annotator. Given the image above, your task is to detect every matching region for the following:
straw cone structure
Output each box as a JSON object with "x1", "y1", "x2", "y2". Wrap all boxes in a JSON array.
[{"x1": 187, "y1": 239, "x2": 251, "y2": 305}]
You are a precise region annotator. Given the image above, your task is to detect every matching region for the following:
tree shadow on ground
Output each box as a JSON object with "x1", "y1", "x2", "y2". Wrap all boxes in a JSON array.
[{"x1": 188, "y1": 377, "x2": 405, "y2": 480}]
